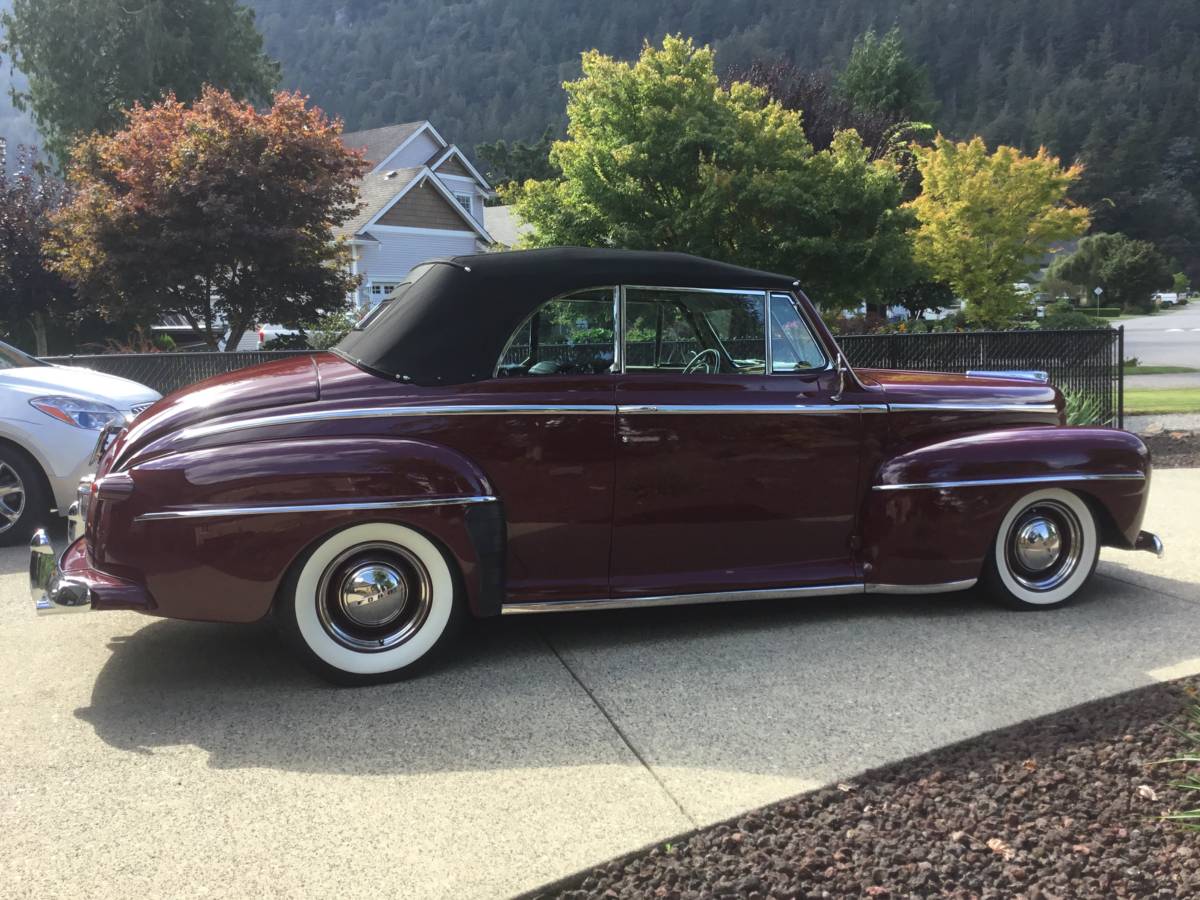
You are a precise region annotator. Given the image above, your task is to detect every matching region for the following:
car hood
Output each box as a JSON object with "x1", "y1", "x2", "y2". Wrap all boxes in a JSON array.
[
  {"x1": 856, "y1": 368, "x2": 1062, "y2": 410},
  {"x1": 108, "y1": 354, "x2": 319, "y2": 470},
  {"x1": 0, "y1": 364, "x2": 160, "y2": 407}
]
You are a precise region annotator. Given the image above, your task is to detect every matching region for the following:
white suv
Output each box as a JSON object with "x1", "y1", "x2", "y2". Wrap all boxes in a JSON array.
[{"x1": 0, "y1": 341, "x2": 160, "y2": 544}]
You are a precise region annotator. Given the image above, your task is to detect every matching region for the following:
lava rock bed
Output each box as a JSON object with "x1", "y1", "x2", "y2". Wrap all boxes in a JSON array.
[
  {"x1": 1143, "y1": 431, "x2": 1200, "y2": 469},
  {"x1": 541, "y1": 678, "x2": 1200, "y2": 899}
]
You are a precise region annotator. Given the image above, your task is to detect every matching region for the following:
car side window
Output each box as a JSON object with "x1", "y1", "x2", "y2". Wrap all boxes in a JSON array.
[
  {"x1": 769, "y1": 293, "x2": 828, "y2": 373},
  {"x1": 496, "y1": 288, "x2": 616, "y2": 377},
  {"x1": 623, "y1": 288, "x2": 766, "y2": 375}
]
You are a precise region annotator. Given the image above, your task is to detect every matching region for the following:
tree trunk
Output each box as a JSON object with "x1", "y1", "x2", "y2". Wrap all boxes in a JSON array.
[{"x1": 30, "y1": 311, "x2": 48, "y2": 357}]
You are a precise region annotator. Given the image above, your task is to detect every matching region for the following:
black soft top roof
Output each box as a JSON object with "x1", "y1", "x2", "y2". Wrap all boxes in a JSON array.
[{"x1": 333, "y1": 247, "x2": 801, "y2": 385}]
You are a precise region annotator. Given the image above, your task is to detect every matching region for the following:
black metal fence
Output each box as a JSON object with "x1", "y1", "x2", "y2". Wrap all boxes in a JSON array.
[
  {"x1": 43, "y1": 327, "x2": 1124, "y2": 426},
  {"x1": 839, "y1": 327, "x2": 1124, "y2": 427},
  {"x1": 42, "y1": 350, "x2": 315, "y2": 397}
]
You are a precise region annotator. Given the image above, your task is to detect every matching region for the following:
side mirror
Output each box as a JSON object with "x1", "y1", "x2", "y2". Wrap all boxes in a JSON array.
[{"x1": 831, "y1": 353, "x2": 847, "y2": 402}]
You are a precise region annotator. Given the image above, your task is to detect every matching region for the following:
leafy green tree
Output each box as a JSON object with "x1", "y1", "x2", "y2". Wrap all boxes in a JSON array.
[
  {"x1": 2, "y1": 0, "x2": 279, "y2": 162},
  {"x1": 1173, "y1": 271, "x2": 1191, "y2": 294},
  {"x1": 908, "y1": 135, "x2": 1089, "y2": 327},
  {"x1": 838, "y1": 27, "x2": 937, "y2": 119},
  {"x1": 510, "y1": 36, "x2": 915, "y2": 309},
  {"x1": 1047, "y1": 232, "x2": 1174, "y2": 312},
  {"x1": 49, "y1": 88, "x2": 366, "y2": 350}
]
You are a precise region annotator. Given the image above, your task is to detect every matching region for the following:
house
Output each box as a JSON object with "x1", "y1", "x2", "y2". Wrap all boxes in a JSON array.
[
  {"x1": 482, "y1": 205, "x2": 533, "y2": 250},
  {"x1": 337, "y1": 121, "x2": 495, "y2": 310}
]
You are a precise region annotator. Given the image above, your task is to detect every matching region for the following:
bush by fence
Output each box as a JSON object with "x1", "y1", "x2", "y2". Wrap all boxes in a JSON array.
[{"x1": 43, "y1": 327, "x2": 1123, "y2": 427}]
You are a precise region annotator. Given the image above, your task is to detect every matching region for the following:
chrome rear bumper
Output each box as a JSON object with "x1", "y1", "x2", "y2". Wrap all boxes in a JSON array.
[
  {"x1": 30, "y1": 530, "x2": 91, "y2": 614},
  {"x1": 1135, "y1": 530, "x2": 1164, "y2": 558}
]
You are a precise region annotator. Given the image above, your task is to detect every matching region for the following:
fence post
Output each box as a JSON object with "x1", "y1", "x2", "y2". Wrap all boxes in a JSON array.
[{"x1": 1118, "y1": 325, "x2": 1124, "y2": 430}]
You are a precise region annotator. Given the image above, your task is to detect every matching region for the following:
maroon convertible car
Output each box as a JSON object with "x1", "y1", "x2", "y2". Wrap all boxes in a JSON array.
[{"x1": 32, "y1": 249, "x2": 1163, "y2": 684}]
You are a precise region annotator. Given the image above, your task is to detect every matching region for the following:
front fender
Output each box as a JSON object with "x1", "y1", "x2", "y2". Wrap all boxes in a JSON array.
[
  {"x1": 89, "y1": 436, "x2": 504, "y2": 622},
  {"x1": 862, "y1": 428, "x2": 1151, "y2": 587}
]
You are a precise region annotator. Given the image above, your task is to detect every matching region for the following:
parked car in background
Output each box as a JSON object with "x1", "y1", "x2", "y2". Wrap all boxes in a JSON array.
[
  {"x1": 0, "y1": 340, "x2": 160, "y2": 545},
  {"x1": 31, "y1": 249, "x2": 1162, "y2": 684}
]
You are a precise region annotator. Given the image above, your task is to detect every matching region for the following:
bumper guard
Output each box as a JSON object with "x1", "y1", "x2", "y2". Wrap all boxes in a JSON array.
[
  {"x1": 30, "y1": 530, "x2": 92, "y2": 614},
  {"x1": 1134, "y1": 530, "x2": 1165, "y2": 558}
]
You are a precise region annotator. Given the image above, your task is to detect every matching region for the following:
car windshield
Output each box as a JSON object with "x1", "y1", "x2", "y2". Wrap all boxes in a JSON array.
[{"x1": 0, "y1": 339, "x2": 45, "y2": 370}]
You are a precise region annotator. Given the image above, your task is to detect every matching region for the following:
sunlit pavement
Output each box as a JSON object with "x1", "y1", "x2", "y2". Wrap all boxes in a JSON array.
[{"x1": 2, "y1": 470, "x2": 1197, "y2": 899}]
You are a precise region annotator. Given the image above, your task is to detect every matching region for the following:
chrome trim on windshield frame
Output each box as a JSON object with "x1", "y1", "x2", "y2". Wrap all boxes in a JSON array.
[
  {"x1": 135, "y1": 495, "x2": 498, "y2": 523},
  {"x1": 888, "y1": 403, "x2": 1058, "y2": 414},
  {"x1": 500, "y1": 576, "x2": 982, "y2": 613},
  {"x1": 873, "y1": 473, "x2": 1145, "y2": 493}
]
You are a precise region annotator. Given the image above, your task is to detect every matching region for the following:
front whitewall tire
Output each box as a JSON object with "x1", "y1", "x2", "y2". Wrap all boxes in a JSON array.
[
  {"x1": 290, "y1": 523, "x2": 457, "y2": 678},
  {"x1": 986, "y1": 488, "x2": 1099, "y2": 609}
]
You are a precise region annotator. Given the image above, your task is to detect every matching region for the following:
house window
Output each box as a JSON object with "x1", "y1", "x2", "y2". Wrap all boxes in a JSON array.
[
  {"x1": 369, "y1": 282, "x2": 400, "y2": 297},
  {"x1": 454, "y1": 192, "x2": 473, "y2": 215}
]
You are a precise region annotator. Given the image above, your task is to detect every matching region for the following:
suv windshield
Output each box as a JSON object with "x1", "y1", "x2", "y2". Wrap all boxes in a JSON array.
[{"x1": 0, "y1": 339, "x2": 44, "y2": 370}]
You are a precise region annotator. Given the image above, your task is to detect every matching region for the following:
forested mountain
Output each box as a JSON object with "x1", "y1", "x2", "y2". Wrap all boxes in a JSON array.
[{"x1": 245, "y1": 0, "x2": 1200, "y2": 270}]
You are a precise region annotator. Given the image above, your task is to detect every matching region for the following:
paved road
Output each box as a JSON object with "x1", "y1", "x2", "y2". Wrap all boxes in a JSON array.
[
  {"x1": 1123, "y1": 304, "x2": 1200, "y2": 369},
  {"x1": 2, "y1": 471, "x2": 1198, "y2": 899}
]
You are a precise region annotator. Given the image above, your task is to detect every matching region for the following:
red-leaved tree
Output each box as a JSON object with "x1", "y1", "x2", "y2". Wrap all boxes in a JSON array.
[{"x1": 50, "y1": 88, "x2": 366, "y2": 350}]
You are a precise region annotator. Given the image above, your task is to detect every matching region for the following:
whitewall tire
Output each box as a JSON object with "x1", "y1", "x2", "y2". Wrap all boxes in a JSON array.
[
  {"x1": 279, "y1": 522, "x2": 463, "y2": 684},
  {"x1": 982, "y1": 488, "x2": 1099, "y2": 610}
]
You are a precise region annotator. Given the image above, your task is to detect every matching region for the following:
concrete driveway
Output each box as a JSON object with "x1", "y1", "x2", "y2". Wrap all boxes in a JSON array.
[{"x1": 2, "y1": 470, "x2": 1198, "y2": 900}]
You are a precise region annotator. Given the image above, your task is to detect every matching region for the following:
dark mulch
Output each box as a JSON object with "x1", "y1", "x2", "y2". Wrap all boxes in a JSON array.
[
  {"x1": 538, "y1": 678, "x2": 1200, "y2": 900},
  {"x1": 1144, "y1": 430, "x2": 1200, "y2": 469}
]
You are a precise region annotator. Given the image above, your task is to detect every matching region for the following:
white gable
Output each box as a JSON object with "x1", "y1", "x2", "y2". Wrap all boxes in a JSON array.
[{"x1": 375, "y1": 130, "x2": 443, "y2": 172}]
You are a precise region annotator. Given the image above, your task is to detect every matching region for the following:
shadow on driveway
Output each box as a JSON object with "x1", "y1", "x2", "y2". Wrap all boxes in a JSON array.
[{"x1": 71, "y1": 566, "x2": 1200, "y2": 788}]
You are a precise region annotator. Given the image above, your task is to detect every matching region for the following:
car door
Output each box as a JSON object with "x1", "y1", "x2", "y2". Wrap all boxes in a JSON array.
[
  {"x1": 610, "y1": 287, "x2": 864, "y2": 599},
  {"x1": 466, "y1": 287, "x2": 617, "y2": 604}
]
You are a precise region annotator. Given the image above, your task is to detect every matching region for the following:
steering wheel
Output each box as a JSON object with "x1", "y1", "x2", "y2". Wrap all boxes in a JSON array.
[{"x1": 682, "y1": 348, "x2": 721, "y2": 375}]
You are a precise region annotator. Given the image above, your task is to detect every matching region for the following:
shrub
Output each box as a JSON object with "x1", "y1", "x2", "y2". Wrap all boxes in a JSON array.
[
  {"x1": 1062, "y1": 389, "x2": 1102, "y2": 426},
  {"x1": 1044, "y1": 300, "x2": 1107, "y2": 330}
]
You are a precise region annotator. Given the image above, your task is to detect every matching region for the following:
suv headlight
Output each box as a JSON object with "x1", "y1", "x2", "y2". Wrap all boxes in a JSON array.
[{"x1": 30, "y1": 396, "x2": 124, "y2": 430}]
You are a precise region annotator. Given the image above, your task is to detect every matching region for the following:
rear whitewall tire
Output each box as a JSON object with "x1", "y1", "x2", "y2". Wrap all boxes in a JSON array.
[
  {"x1": 983, "y1": 488, "x2": 1099, "y2": 610},
  {"x1": 282, "y1": 522, "x2": 462, "y2": 683}
]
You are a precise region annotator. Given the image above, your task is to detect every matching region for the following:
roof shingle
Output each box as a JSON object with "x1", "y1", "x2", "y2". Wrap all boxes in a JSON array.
[{"x1": 340, "y1": 122, "x2": 429, "y2": 166}]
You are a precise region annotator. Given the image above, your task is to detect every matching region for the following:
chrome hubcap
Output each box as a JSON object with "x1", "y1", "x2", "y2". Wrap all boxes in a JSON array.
[
  {"x1": 0, "y1": 462, "x2": 26, "y2": 533},
  {"x1": 338, "y1": 564, "x2": 408, "y2": 627},
  {"x1": 316, "y1": 542, "x2": 432, "y2": 652},
  {"x1": 1014, "y1": 517, "x2": 1061, "y2": 572},
  {"x1": 1004, "y1": 500, "x2": 1084, "y2": 592}
]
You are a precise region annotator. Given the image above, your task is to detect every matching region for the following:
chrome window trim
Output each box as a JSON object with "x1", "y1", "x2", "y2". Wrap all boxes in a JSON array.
[
  {"x1": 180, "y1": 405, "x2": 616, "y2": 440},
  {"x1": 888, "y1": 402, "x2": 1059, "y2": 414},
  {"x1": 500, "y1": 578, "x2": 977, "y2": 614},
  {"x1": 136, "y1": 495, "x2": 498, "y2": 523},
  {"x1": 491, "y1": 285, "x2": 620, "y2": 379},
  {"x1": 619, "y1": 285, "x2": 769, "y2": 375},
  {"x1": 872, "y1": 473, "x2": 1145, "y2": 492}
]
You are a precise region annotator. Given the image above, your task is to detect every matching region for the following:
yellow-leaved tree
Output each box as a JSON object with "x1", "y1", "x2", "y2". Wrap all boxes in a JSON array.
[{"x1": 907, "y1": 135, "x2": 1090, "y2": 327}]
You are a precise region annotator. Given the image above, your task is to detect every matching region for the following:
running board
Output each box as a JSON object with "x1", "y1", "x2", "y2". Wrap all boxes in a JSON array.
[{"x1": 499, "y1": 579, "x2": 978, "y2": 614}]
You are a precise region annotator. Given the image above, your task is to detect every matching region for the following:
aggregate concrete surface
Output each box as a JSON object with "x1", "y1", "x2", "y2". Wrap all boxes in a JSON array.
[{"x1": 2, "y1": 470, "x2": 1197, "y2": 899}]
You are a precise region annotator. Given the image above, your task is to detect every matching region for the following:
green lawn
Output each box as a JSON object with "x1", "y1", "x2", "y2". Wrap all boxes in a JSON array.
[
  {"x1": 1124, "y1": 388, "x2": 1200, "y2": 415},
  {"x1": 1124, "y1": 365, "x2": 1200, "y2": 375}
]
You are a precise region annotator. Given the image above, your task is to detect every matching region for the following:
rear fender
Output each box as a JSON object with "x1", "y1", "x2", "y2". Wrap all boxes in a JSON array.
[
  {"x1": 862, "y1": 427, "x2": 1150, "y2": 586},
  {"x1": 91, "y1": 436, "x2": 506, "y2": 621}
]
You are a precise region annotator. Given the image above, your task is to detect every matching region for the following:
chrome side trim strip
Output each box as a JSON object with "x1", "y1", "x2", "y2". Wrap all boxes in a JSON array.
[
  {"x1": 888, "y1": 402, "x2": 1058, "y2": 414},
  {"x1": 965, "y1": 370, "x2": 1050, "y2": 384},
  {"x1": 865, "y1": 579, "x2": 977, "y2": 594},
  {"x1": 500, "y1": 577, "x2": 984, "y2": 613},
  {"x1": 873, "y1": 473, "x2": 1145, "y2": 492},
  {"x1": 180, "y1": 405, "x2": 614, "y2": 439},
  {"x1": 500, "y1": 583, "x2": 864, "y2": 614},
  {"x1": 136, "y1": 495, "x2": 497, "y2": 523},
  {"x1": 618, "y1": 404, "x2": 888, "y2": 415}
]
